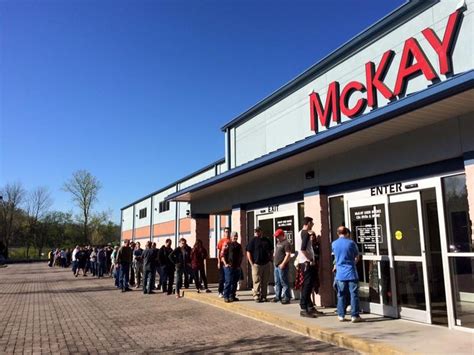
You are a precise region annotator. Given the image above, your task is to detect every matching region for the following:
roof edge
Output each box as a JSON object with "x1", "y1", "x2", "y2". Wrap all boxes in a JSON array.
[
  {"x1": 121, "y1": 157, "x2": 225, "y2": 210},
  {"x1": 220, "y1": 0, "x2": 438, "y2": 132},
  {"x1": 170, "y1": 69, "x2": 474, "y2": 201}
]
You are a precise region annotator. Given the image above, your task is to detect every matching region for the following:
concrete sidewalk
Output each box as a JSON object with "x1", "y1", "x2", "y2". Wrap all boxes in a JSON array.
[{"x1": 185, "y1": 287, "x2": 473, "y2": 354}]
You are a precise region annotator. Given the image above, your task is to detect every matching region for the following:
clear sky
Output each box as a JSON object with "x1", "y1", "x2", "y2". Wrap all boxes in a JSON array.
[{"x1": 1, "y1": 0, "x2": 406, "y2": 223}]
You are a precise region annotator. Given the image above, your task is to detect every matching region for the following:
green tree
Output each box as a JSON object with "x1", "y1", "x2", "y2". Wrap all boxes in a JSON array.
[{"x1": 63, "y1": 170, "x2": 101, "y2": 244}]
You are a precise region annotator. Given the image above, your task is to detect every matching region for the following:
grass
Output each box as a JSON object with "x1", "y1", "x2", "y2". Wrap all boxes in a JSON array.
[{"x1": 8, "y1": 247, "x2": 49, "y2": 260}]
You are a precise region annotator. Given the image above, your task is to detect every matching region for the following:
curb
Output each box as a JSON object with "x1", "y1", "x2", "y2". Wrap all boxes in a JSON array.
[{"x1": 185, "y1": 292, "x2": 405, "y2": 355}]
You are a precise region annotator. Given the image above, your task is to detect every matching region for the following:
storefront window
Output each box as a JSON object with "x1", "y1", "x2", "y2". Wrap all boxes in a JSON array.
[
  {"x1": 442, "y1": 174, "x2": 473, "y2": 253},
  {"x1": 350, "y1": 204, "x2": 388, "y2": 255},
  {"x1": 450, "y1": 257, "x2": 474, "y2": 328},
  {"x1": 329, "y1": 196, "x2": 345, "y2": 242}
]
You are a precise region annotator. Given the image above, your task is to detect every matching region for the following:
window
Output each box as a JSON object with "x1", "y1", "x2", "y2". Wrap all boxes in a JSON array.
[
  {"x1": 139, "y1": 208, "x2": 147, "y2": 219},
  {"x1": 329, "y1": 196, "x2": 345, "y2": 242},
  {"x1": 159, "y1": 200, "x2": 170, "y2": 213},
  {"x1": 442, "y1": 174, "x2": 472, "y2": 253}
]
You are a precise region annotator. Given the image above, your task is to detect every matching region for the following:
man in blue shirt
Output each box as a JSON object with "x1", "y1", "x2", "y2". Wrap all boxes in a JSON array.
[{"x1": 332, "y1": 226, "x2": 363, "y2": 323}]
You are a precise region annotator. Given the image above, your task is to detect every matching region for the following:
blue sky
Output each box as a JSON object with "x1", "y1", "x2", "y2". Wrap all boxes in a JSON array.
[{"x1": 1, "y1": 0, "x2": 406, "y2": 223}]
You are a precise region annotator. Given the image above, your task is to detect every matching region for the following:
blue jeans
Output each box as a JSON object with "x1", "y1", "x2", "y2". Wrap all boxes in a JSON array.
[
  {"x1": 336, "y1": 280, "x2": 360, "y2": 318},
  {"x1": 143, "y1": 269, "x2": 153, "y2": 293},
  {"x1": 119, "y1": 263, "x2": 130, "y2": 290},
  {"x1": 98, "y1": 261, "x2": 106, "y2": 277},
  {"x1": 223, "y1": 267, "x2": 239, "y2": 300},
  {"x1": 114, "y1": 265, "x2": 120, "y2": 287},
  {"x1": 274, "y1": 266, "x2": 290, "y2": 301}
]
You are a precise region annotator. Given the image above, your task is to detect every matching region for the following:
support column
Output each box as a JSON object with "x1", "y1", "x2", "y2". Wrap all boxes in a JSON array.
[
  {"x1": 304, "y1": 188, "x2": 334, "y2": 307},
  {"x1": 190, "y1": 214, "x2": 210, "y2": 252},
  {"x1": 231, "y1": 205, "x2": 249, "y2": 289},
  {"x1": 464, "y1": 152, "x2": 474, "y2": 242}
]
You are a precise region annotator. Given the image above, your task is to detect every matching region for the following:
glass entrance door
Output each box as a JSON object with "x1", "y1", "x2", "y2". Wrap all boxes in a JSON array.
[
  {"x1": 389, "y1": 192, "x2": 431, "y2": 323},
  {"x1": 348, "y1": 197, "x2": 397, "y2": 318}
]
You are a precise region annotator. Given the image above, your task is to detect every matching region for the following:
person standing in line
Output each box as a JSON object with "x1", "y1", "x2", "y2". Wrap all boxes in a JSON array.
[
  {"x1": 222, "y1": 231, "x2": 243, "y2": 303},
  {"x1": 75, "y1": 247, "x2": 88, "y2": 277},
  {"x1": 97, "y1": 246, "x2": 107, "y2": 278},
  {"x1": 71, "y1": 245, "x2": 79, "y2": 275},
  {"x1": 117, "y1": 240, "x2": 133, "y2": 292},
  {"x1": 310, "y1": 233, "x2": 322, "y2": 309},
  {"x1": 246, "y1": 226, "x2": 273, "y2": 303},
  {"x1": 90, "y1": 247, "x2": 98, "y2": 276},
  {"x1": 158, "y1": 239, "x2": 175, "y2": 295},
  {"x1": 111, "y1": 246, "x2": 120, "y2": 288},
  {"x1": 48, "y1": 249, "x2": 54, "y2": 267},
  {"x1": 129, "y1": 242, "x2": 136, "y2": 287},
  {"x1": 332, "y1": 226, "x2": 363, "y2": 323},
  {"x1": 191, "y1": 239, "x2": 211, "y2": 293},
  {"x1": 216, "y1": 227, "x2": 231, "y2": 298},
  {"x1": 272, "y1": 229, "x2": 292, "y2": 304},
  {"x1": 169, "y1": 238, "x2": 191, "y2": 298},
  {"x1": 105, "y1": 244, "x2": 113, "y2": 276},
  {"x1": 142, "y1": 241, "x2": 158, "y2": 294},
  {"x1": 133, "y1": 242, "x2": 144, "y2": 289},
  {"x1": 297, "y1": 217, "x2": 319, "y2": 318}
]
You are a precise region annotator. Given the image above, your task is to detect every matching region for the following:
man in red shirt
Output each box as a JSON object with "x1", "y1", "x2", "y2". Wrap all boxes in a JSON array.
[{"x1": 217, "y1": 227, "x2": 231, "y2": 297}]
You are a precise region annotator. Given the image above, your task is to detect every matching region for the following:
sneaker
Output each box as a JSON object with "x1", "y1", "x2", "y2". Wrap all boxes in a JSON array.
[
  {"x1": 281, "y1": 299, "x2": 290, "y2": 305},
  {"x1": 224, "y1": 298, "x2": 230, "y2": 303},
  {"x1": 261, "y1": 298, "x2": 268, "y2": 302},
  {"x1": 300, "y1": 310, "x2": 317, "y2": 318},
  {"x1": 272, "y1": 298, "x2": 280, "y2": 303},
  {"x1": 256, "y1": 298, "x2": 264, "y2": 303},
  {"x1": 197, "y1": 289, "x2": 201, "y2": 293},
  {"x1": 218, "y1": 293, "x2": 224, "y2": 298},
  {"x1": 205, "y1": 289, "x2": 212, "y2": 293},
  {"x1": 231, "y1": 297, "x2": 239, "y2": 302},
  {"x1": 351, "y1": 316, "x2": 364, "y2": 323},
  {"x1": 338, "y1": 316, "x2": 346, "y2": 322}
]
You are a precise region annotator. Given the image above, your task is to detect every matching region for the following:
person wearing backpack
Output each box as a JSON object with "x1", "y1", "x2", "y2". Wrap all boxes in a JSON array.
[{"x1": 222, "y1": 231, "x2": 243, "y2": 303}]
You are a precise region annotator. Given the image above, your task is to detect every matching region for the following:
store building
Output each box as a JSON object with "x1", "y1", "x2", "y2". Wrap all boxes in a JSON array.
[{"x1": 122, "y1": 0, "x2": 474, "y2": 331}]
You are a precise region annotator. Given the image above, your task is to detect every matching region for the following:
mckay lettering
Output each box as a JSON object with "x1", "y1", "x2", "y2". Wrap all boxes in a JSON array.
[{"x1": 310, "y1": 8, "x2": 464, "y2": 133}]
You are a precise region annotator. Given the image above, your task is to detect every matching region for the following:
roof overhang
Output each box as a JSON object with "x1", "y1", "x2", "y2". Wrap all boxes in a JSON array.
[{"x1": 167, "y1": 70, "x2": 474, "y2": 203}]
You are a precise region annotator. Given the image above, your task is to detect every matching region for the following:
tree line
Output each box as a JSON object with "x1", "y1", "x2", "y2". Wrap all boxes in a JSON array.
[{"x1": 0, "y1": 170, "x2": 120, "y2": 259}]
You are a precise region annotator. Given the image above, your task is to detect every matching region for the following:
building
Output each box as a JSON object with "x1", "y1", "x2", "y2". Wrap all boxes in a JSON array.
[{"x1": 122, "y1": 0, "x2": 474, "y2": 331}]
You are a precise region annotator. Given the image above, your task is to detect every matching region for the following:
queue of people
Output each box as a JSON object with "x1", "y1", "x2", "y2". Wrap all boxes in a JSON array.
[
  {"x1": 110, "y1": 238, "x2": 213, "y2": 298},
  {"x1": 61, "y1": 216, "x2": 362, "y2": 323}
]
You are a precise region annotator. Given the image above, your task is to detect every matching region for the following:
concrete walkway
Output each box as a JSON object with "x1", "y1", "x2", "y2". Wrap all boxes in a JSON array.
[{"x1": 185, "y1": 287, "x2": 474, "y2": 354}]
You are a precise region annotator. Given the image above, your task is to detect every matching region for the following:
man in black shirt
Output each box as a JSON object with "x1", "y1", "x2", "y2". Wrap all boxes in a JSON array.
[
  {"x1": 142, "y1": 241, "x2": 158, "y2": 294},
  {"x1": 246, "y1": 226, "x2": 273, "y2": 302},
  {"x1": 158, "y1": 239, "x2": 174, "y2": 295}
]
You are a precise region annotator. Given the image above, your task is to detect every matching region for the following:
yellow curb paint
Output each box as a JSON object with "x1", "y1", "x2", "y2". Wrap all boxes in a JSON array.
[{"x1": 185, "y1": 292, "x2": 408, "y2": 355}]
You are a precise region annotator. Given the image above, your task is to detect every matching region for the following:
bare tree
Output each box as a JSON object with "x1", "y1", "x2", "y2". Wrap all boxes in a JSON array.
[
  {"x1": 63, "y1": 170, "x2": 101, "y2": 244},
  {"x1": 26, "y1": 187, "x2": 53, "y2": 257},
  {"x1": 0, "y1": 182, "x2": 26, "y2": 259}
]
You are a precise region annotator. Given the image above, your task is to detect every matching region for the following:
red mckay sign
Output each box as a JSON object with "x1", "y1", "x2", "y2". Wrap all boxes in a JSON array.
[{"x1": 310, "y1": 8, "x2": 464, "y2": 133}]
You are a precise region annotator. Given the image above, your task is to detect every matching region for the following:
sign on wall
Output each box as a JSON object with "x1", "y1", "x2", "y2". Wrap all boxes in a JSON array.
[{"x1": 310, "y1": 8, "x2": 465, "y2": 133}]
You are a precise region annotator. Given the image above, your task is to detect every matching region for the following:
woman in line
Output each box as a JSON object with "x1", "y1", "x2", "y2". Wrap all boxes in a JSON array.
[{"x1": 190, "y1": 239, "x2": 212, "y2": 293}]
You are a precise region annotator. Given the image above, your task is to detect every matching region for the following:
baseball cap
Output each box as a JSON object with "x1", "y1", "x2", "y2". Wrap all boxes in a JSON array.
[{"x1": 274, "y1": 229, "x2": 285, "y2": 238}]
